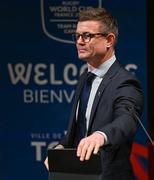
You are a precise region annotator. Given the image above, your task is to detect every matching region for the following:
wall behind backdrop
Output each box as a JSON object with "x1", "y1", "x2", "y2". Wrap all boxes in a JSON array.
[{"x1": 0, "y1": 0, "x2": 148, "y2": 180}]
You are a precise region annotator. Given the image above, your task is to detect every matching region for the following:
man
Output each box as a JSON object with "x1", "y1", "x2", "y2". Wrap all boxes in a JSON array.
[{"x1": 45, "y1": 8, "x2": 144, "y2": 179}]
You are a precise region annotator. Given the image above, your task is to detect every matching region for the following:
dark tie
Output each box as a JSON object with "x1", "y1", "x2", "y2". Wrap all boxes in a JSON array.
[{"x1": 73, "y1": 72, "x2": 96, "y2": 147}]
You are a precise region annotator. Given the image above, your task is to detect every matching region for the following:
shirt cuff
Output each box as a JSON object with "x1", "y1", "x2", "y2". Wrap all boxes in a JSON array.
[{"x1": 95, "y1": 131, "x2": 108, "y2": 145}]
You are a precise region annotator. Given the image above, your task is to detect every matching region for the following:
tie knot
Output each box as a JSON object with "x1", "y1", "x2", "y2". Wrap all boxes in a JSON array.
[{"x1": 86, "y1": 72, "x2": 96, "y2": 85}]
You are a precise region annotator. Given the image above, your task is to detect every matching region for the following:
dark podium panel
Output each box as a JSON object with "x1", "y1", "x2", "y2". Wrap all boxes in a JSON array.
[{"x1": 48, "y1": 148, "x2": 102, "y2": 180}]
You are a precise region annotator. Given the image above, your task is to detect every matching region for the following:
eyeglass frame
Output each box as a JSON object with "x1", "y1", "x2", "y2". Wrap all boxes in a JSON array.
[{"x1": 72, "y1": 32, "x2": 108, "y2": 43}]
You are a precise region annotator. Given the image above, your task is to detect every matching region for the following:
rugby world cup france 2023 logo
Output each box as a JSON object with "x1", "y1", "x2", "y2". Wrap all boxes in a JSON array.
[{"x1": 40, "y1": 0, "x2": 102, "y2": 44}]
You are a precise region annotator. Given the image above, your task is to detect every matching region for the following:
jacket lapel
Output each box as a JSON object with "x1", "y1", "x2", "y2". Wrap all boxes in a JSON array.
[
  {"x1": 70, "y1": 71, "x2": 87, "y2": 121},
  {"x1": 87, "y1": 61, "x2": 122, "y2": 133}
]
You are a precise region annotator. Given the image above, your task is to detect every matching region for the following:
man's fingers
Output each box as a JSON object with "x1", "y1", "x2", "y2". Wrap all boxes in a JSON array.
[
  {"x1": 44, "y1": 157, "x2": 49, "y2": 170},
  {"x1": 54, "y1": 144, "x2": 64, "y2": 149},
  {"x1": 93, "y1": 144, "x2": 100, "y2": 154},
  {"x1": 85, "y1": 143, "x2": 95, "y2": 160},
  {"x1": 77, "y1": 133, "x2": 105, "y2": 161},
  {"x1": 79, "y1": 142, "x2": 89, "y2": 161},
  {"x1": 77, "y1": 139, "x2": 85, "y2": 157}
]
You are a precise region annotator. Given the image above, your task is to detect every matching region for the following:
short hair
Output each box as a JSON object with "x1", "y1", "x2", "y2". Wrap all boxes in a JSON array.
[{"x1": 78, "y1": 8, "x2": 118, "y2": 41}]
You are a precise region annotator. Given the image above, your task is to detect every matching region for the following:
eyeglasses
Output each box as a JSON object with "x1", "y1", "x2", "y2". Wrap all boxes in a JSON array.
[{"x1": 72, "y1": 32, "x2": 108, "y2": 43}]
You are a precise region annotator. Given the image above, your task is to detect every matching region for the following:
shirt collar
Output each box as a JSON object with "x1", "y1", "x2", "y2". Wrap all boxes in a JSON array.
[{"x1": 87, "y1": 55, "x2": 116, "y2": 78}]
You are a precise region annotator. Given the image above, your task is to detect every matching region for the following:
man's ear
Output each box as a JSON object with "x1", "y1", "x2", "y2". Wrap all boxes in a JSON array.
[{"x1": 106, "y1": 33, "x2": 116, "y2": 48}]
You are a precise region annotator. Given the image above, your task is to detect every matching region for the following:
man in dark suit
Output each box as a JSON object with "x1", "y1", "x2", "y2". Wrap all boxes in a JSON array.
[{"x1": 45, "y1": 8, "x2": 144, "y2": 179}]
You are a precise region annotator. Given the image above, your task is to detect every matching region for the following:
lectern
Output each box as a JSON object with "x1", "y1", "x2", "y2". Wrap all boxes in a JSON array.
[{"x1": 48, "y1": 148, "x2": 102, "y2": 180}]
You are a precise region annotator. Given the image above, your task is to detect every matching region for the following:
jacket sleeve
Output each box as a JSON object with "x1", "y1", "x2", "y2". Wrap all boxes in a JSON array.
[{"x1": 100, "y1": 78, "x2": 144, "y2": 148}]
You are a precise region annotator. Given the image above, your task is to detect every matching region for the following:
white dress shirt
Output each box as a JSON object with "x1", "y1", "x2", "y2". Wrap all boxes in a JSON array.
[{"x1": 85, "y1": 55, "x2": 116, "y2": 143}]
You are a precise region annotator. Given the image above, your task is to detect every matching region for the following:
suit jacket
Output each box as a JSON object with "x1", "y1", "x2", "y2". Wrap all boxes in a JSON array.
[{"x1": 59, "y1": 60, "x2": 144, "y2": 179}]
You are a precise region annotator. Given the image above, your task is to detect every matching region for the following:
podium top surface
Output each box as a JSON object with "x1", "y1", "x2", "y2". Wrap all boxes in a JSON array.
[{"x1": 48, "y1": 148, "x2": 102, "y2": 174}]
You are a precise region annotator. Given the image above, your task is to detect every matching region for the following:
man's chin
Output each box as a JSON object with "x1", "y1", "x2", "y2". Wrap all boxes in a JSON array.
[{"x1": 78, "y1": 54, "x2": 89, "y2": 61}]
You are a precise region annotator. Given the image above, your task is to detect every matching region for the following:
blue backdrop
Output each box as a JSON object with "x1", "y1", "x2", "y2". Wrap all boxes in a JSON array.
[{"x1": 0, "y1": 0, "x2": 147, "y2": 179}]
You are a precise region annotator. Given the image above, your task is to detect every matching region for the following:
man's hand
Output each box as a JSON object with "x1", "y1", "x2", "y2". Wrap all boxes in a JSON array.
[
  {"x1": 44, "y1": 157, "x2": 49, "y2": 170},
  {"x1": 77, "y1": 132, "x2": 105, "y2": 161},
  {"x1": 44, "y1": 144, "x2": 64, "y2": 170}
]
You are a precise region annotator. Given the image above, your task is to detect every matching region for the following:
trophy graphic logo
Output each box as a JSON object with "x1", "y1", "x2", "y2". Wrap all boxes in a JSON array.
[{"x1": 41, "y1": 0, "x2": 102, "y2": 44}]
